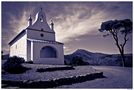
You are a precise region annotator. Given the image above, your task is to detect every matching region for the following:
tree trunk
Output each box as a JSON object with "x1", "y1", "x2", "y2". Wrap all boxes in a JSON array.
[{"x1": 121, "y1": 52, "x2": 125, "y2": 67}]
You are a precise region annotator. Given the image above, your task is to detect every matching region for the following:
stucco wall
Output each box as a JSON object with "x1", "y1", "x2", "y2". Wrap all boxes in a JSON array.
[
  {"x1": 27, "y1": 40, "x2": 31, "y2": 61},
  {"x1": 30, "y1": 41, "x2": 64, "y2": 65},
  {"x1": 27, "y1": 29, "x2": 55, "y2": 41},
  {"x1": 10, "y1": 34, "x2": 27, "y2": 60}
]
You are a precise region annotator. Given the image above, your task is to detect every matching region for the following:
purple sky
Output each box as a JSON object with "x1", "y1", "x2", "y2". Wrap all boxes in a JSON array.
[{"x1": 2, "y1": 2, "x2": 132, "y2": 55}]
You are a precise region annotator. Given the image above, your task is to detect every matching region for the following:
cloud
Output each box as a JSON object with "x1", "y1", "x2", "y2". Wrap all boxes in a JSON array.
[
  {"x1": 6, "y1": 3, "x2": 108, "y2": 44},
  {"x1": 54, "y1": 5, "x2": 108, "y2": 43},
  {"x1": 2, "y1": 2, "x2": 132, "y2": 54},
  {"x1": 2, "y1": 8, "x2": 35, "y2": 53},
  {"x1": 8, "y1": 7, "x2": 35, "y2": 40}
]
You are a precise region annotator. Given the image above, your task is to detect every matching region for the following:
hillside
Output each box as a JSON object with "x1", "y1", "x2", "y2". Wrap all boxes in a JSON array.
[{"x1": 64, "y1": 49, "x2": 132, "y2": 67}]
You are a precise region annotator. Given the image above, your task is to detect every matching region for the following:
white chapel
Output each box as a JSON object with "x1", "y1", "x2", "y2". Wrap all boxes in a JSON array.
[{"x1": 9, "y1": 8, "x2": 64, "y2": 64}]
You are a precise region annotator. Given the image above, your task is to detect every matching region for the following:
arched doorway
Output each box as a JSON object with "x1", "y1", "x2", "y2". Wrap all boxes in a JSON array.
[{"x1": 40, "y1": 46, "x2": 57, "y2": 58}]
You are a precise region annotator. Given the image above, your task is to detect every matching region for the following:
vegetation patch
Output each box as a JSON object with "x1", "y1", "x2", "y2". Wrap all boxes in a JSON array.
[
  {"x1": 2, "y1": 56, "x2": 30, "y2": 74},
  {"x1": 25, "y1": 61, "x2": 33, "y2": 64},
  {"x1": 36, "y1": 66, "x2": 75, "y2": 72},
  {"x1": 69, "y1": 56, "x2": 89, "y2": 66}
]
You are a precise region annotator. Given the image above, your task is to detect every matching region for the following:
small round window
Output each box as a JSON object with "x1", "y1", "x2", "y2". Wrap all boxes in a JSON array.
[{"x1": 40, "y1": 33, "x2": 44, "y2": 37}]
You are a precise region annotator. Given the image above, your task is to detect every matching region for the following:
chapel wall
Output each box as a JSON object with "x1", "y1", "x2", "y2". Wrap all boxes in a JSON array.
[
  {"x1": 31, "y1": 42, "x2": 64, "y2": 64},
  {"x1": 9, "y1": 34, "x2": 27, "y2": 60},
  {"x1": 27, "y1": 29, "x2": 55, "y2": 41}
]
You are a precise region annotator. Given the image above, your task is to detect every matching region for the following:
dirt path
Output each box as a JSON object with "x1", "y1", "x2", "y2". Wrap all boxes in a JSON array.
[{"x1": 58, "y1": 66, "x2": 132, "y2": 88}]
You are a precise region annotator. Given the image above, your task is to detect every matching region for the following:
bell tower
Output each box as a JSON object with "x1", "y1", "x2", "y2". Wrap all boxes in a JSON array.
[
  {"x1": 26, "y1": 8, "x2": 56, "y2": 41},
  {"x1": 36, "y1": 8, "x2": 46, "y2": 23},
  {"x1": 27, "y1": 8, "x2": 54, "y2": 33}
]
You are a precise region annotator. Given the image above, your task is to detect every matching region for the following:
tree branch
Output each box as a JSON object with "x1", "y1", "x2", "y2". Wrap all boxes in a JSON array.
[
  {"x1": 122, "y1": 32, "x2": 128, "y2": 48},
  {"x1": 109, "y1": 29, "x2": 122, "y2": 54}
]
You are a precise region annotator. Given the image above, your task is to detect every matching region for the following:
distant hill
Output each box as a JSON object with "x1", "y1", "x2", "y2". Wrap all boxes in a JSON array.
[
  {"x1": 64, "y1": 49, "x2": 132, "y2": 67},
  {"x1": 2, "y1": 50, "x2": 132, "y2": 67}
]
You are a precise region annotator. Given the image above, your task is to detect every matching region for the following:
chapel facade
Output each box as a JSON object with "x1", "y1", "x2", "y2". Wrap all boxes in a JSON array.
[{"x1": 9, "y1": 8, "x2": 64, "y2": 64}]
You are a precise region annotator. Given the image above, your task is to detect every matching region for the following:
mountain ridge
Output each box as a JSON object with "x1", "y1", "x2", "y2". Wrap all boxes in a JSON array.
[{"x1": 64, "y1": 49, "x2": 132, "y2": 67}]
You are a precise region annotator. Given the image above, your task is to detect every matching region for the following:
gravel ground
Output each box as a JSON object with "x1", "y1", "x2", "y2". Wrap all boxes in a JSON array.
[
  {"x1": 57, "y1": 66, "x2": 132, "y2": 89},
  {"x1": 2, "y1": 64, "x2": 100, "y2": 81}
]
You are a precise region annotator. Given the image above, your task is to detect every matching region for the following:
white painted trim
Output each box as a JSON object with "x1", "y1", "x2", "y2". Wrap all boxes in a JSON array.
[{"x1": 31, "y1": 41, "x2": 34, "y2": 61}]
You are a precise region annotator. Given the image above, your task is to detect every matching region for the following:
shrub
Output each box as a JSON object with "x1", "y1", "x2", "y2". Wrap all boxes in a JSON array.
[
  {"x1": 64, "y1": 60, "x2": 67, "y2": 65},
  {"x1": 36, "y1": 66, "x2": 75, "y2": 72},
  {"x1": 25, "y1": 61, "x2": 33, "y2": 64},
  {"x1": 70, "y1": 56, "x2": 89, "y2": 66},
  {"x1": 3, "y1": 56, "x2": 30, "y2": 74}
]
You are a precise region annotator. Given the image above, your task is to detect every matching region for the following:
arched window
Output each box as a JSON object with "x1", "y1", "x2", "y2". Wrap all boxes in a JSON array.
[{"x1": 40, "y1": 46, "x2": 57, "y2": 58}]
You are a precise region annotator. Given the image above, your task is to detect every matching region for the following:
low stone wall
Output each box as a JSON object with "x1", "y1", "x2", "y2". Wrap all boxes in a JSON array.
[
  {"x1": 36, "y1": 66, "x2": 75, "y2": 72},
  {"x1": 2, "y1": 72, "x2": 105, "y2": 88}
]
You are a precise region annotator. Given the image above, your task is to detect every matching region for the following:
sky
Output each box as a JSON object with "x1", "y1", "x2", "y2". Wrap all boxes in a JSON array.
[{"x1": 2, "y1": 2, "x2": 132, "y2": 55}]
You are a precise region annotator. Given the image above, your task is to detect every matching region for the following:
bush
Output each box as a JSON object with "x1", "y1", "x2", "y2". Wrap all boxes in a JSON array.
[
  {"x1": 64, "y1": 60, "x2": 67, "y2": 65},
  {"x1": 124, "y1": 56, "x2": 132, "y2": 67},
  {"x1": 36, "y1": 66, "x2": 75, "y2": 72},
  {"x1": 25, "y1": 61, "x2": 33, "y2": 64},
  {"x1": 70, "y1": 56, "x2": 89, "y2": 66},
  {"x1": 3, "y1": 56, "x2": 30, "y2": 74}
]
